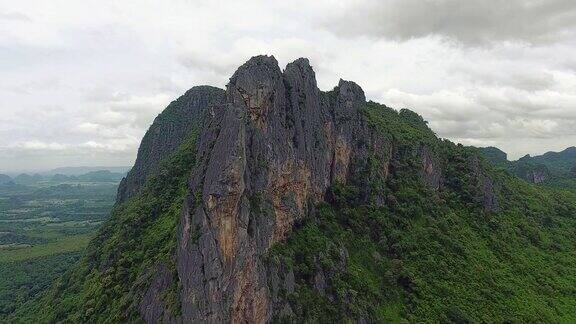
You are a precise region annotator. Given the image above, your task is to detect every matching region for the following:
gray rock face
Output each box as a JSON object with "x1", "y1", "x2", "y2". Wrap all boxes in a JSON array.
[
  {"x1": 470, "y1": 156, "x2": 499, "y2": 213},
  {"x1": 138, "y1": 264, "x2": 175, "y2": 323},
  {"x1": 176, "y1": 55, "x2": 373, "y2": 323},
  {"x1": 530, "y1": 167, "x2": 549, "y2": 184},
  {"x1": 420, "y1": 146, "x2": 442, "y2": 190},
  {"x1": 117, "y1": 86, "x2": 225, "y2": 203},
  {"x1": 130, "y1": 55, "x2": 501, "y2": 322}
]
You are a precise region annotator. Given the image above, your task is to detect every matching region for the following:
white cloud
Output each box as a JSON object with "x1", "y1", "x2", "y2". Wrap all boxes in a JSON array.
[
  {"x1": 0, "y1": 0, "x2": 575, "y2": 171},
  {"x1": 319, "y1": 0, "x2": 576, "y2": 45}
]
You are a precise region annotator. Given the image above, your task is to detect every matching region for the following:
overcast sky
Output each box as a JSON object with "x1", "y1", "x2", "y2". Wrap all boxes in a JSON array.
[{"x1": 1, "y1": 0, "x2": 576, "y2": 172}]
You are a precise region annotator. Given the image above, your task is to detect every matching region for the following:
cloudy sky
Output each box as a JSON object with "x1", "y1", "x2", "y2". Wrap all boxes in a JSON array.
[{"x1": 1, "y1": 0, "x2": 576, "y2": 172}]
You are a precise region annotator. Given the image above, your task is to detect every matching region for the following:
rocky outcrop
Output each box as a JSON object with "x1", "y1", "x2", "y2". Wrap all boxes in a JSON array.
[
  {"x1": 470, "y1": 156, "x2": 499, "y2": 213},
  {"x1": 529, "y1": 166, "x2": 549, "y2": 184},
  {"x1": 117, "y1": 86, "x2": 225, "y2": 203},
  {"x1": 420, "y1": 146, "x2": 442, "y2": 190},
  {"x1": 138, "y1": 264, "x2": 175, "y2": 323},
  {"x1": 518, "y1": 164, "x2": 550, "y2": 184},
  {"x1": 175, "y1": 56, "x2": 374, "y2": 323},
  {"x1": 124, "y1": 55, "x2": 503, "y2": 322}
]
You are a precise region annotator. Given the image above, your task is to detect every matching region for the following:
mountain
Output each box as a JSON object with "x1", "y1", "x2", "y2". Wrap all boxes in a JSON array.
[
  {"x1": 13, "y1": 173, "x2": 43, "y2": 185},
  {"x1": 480, "y1": 146, "x2": 576, "y2": 190},
  {"x1": 77, "y1": 170, "x2": 125, "y2": 182},
  {"x1": 46, "y1": 166, "x2": 131, "y2": 176},
  {"x1": 0, "y1": 174, "x2": 12, "y2": 185},
  {"x1": 519, "y1": 147, "x2": 576, "y2": 173},
  {"x1": 11, "y1": 56, "x2": 576, "y2": 323}
]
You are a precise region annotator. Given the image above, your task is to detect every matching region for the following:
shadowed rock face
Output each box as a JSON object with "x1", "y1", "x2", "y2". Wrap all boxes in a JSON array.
[
  {"x1": 470, "y1": 156, "x2": 500, "y2": 213},
  {"x1": 117, "y1": 86, "x2": 226, "y2": 203},
  {"x1": 518, "y1": 164, "x2": 550, "y2": 184}
]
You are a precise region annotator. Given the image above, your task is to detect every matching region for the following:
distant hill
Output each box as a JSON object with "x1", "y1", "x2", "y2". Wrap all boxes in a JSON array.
[
  {"x1": 50, "y1": 174, "x2": 74, "y2": 182},
  {"x1": 518, "y1": 147, "x2": 576, "y2": 173},
  {"x1": 478, "y1": 146, "x2": 508, "y2": 166},
  {"x1": 13, "y1": 173, "x2": 43, "y2": 185},
  {"x1": 0, "y1": 174, "x2": 12, "y2": 185},
  {"x1": 5, "y1": 170, "x2": 127, "y2": 185},
  {"x1": 480, "y1": 146, "x2": 576, "y2": 188},
  {"x1": 44, "y1": 166, "x2": 131, "y2": 176},
  {"x1": 76, "y1": 170, "x2": 125, "y2": 182}
]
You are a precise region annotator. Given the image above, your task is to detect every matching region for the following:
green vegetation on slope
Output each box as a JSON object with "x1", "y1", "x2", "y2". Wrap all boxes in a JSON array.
[
  {"x1": 9, "y1": 130, "x2": 201, "y2": 323},
  {"x1": 0, "y1": 177, "x2": 119, "y2": 321},
  {"x1": 0, "y1": 252, "x2": 82, "y2": 317},
  {"x1": 268, "y1": 103, "x2": 576, "y2": 322},
  {"x1": 8, "y1": 100, "x2": 576, "y2": 323}
]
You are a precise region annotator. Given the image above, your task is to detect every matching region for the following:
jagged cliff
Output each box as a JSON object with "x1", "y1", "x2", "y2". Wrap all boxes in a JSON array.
[
  {"x1": 177, "y1": 56, "x2": 380, "y2": 322},
  {"x1": 14, "y1": 56, "x2": 576, "y2": 323},
  {"x1": 117, "y1": 85, "x2": 225, "y2": 203},
  {"x1": 133, "y1": 55, "x2": 497, "y2": 322}
]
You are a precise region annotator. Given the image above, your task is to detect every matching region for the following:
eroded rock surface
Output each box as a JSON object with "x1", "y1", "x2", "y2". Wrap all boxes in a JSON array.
[
  {"x1": 470, "y1": 156, "x2": 500, "y2": 213},
  {"x1": 176, "y1": 56, "x2": 374, "y2": 323},
  {"x1": 130, "y1": 55, "x2": 500, "y2": 323}
]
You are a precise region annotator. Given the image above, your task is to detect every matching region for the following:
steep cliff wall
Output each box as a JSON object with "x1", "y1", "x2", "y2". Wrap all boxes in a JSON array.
[{"x1": 176, "y1": 56, "x2": 376, "y2": 323}]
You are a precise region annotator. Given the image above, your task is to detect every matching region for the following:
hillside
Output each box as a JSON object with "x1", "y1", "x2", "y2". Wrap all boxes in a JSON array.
[
  {"x1": 9, "y1": 56, "x2": 576, "y2": 323},
  {"x1": 520, "y1": 147, "x2": 576, "y2": 173}
]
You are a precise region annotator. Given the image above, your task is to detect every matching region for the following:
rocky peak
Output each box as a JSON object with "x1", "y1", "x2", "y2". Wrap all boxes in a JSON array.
[
  {"x1": 176, "y1": 56, "x2": 374, "y2": 323},
  {"x1": 116, "y1": 85, "x2": 225, "y2": 203},
  {"x1": 284, "y1": 58, "x2": 318, "y2": 90},
  {"x1": 122, "y1": 55, "x2": 500, "y2": 323},
  {"x1": 337, "y1": 79, "x2": 366, "y2": 106},
  {"x1": 227, "y1": 55, "x2": 285, "y2": 132}
]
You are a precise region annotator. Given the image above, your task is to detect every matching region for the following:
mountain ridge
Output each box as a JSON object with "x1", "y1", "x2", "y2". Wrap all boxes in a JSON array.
[
  {"x1": 10, "y1": 55, "x2": 576, "y2": 323},
  {"x1": 480, "y1": 146, "x2": 576, "y2": 189}
]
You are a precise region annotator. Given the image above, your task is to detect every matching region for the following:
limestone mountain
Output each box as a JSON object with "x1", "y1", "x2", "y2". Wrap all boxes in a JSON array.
[
  {"x1": 519, "y1": 146, "x2": 576, "y2": 173},
  {"x1": 11, "y1": 56, "x2": 576, "y2": 323},
  {"x1": 480, "y1": 146, "x2": 576, "y2": 191}
]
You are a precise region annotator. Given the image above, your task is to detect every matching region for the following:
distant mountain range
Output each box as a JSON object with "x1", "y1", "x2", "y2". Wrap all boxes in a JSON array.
[
  {"x1": 0, "y1": 169, "x2": 128, "y2": 185},
  {"x1": 42, "y1": 166, "x2": 131, "y2": 176},
  {"x1": 480, "y1": 146, "x2": 576, "y2": 189}
]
